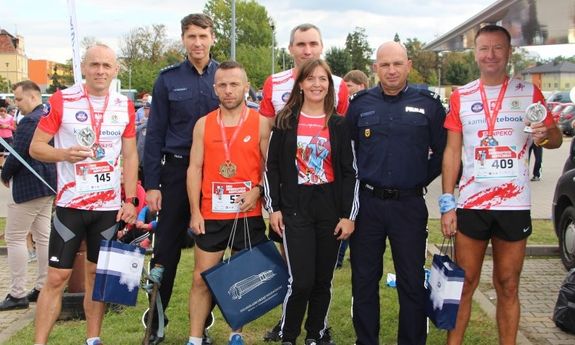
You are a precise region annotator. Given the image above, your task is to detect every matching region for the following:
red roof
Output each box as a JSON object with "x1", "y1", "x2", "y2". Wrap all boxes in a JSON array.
[{"x1": 0, "y1": 29, "x2": 18, "y2": 54}]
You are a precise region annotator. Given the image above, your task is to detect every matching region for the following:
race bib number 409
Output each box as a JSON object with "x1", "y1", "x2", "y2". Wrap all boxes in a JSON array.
[{"x1": 474, "y1": 145, "x2": 518, "y2": 180}]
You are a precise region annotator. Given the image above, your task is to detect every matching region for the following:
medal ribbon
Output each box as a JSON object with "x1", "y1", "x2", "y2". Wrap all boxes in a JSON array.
[
  {"x1": 83, "y1": 86, "x2": 110, "y2": 146},
  {"x1": 478, "y1": 77, "x2": 509, "y2": 137},
  {"x1": 218, "y1": 105, "x2": 248, "y2": 163}
]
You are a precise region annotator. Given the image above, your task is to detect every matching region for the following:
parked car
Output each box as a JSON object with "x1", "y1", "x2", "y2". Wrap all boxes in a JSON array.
[
  {"x1": 550, "y1": 103, "x2": 569, "y2": 124},
  {"x1": 558, "y1": 105, "x2": 575, "y2": 136},
  {"x1": 552, "y1": 139, "x2": 575, "y2": 270},
  {"x1": 548, "y1": 91, "x2": 573, "y2": 104}
]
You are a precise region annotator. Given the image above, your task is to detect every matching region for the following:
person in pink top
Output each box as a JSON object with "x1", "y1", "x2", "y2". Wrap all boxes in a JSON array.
[{"x1": 0, "y1": 106, "x2": 15, "y2": 168}]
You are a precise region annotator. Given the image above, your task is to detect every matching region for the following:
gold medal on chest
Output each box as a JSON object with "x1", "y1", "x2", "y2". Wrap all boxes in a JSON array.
[{"x1": 219, "y1": 160, "x2": 237, "y2": 178}]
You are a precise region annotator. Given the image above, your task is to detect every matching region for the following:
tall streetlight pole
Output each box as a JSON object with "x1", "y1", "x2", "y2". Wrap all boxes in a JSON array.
[
  {"x1": 4, "y1": 63, "x2": 9, "y2": 92},
  {"x1": 231, "y1": 0, "x2": 236, "y2": 61},
  {"x1": 270, "y1": 19, "x2": 275, "y2": 75},
  {"x1": 437, "y1": 52, "x2": 443, "y2": 96}
]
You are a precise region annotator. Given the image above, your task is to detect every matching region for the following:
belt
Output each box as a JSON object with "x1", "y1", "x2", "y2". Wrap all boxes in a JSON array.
[
  {"x1": 164, "y1": 153, "x2": 189, "y2": 164},
  {"x1": 360, "y1": 182, "x2": 423, "y2": 200}
]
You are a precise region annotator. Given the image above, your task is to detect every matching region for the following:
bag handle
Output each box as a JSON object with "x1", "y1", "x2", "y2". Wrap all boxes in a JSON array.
[
  {"x1": 223, "y1": 211, "x2": 252, "y2": 263},
  {"x1": 439, "y1": 236, "x2": 456, "y2": 258}
]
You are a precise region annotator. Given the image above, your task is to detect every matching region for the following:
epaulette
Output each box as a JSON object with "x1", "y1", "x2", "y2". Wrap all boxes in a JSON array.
[
  {"x1": 159, "y1": 63, "x2": 180, "y2": 74},
  {"x1": 417, "y1": 88, "x2": 442, "y2": 102},
  {"x1": 350, "y1": 89, "x2": 368, "y2": 102}
]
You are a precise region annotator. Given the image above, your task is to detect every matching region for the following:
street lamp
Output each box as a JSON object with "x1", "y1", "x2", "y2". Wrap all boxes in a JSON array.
[
  {"x1": 437, "y1": 52, "x2": 443, "y2": 95},
  {"x1": 281, "y1": 48, "x2": 286, "y2": 70},
  {"x1": 4, "y1": 63, "x2": 9, "y2": 92},
  {"x1": 269, "y1": 19, "x2": 275, "y2": 75}
]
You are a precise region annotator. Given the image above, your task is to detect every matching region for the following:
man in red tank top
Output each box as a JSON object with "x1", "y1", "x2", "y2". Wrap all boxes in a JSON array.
[{"x1": 185, "y1": 61, "x2": 271, "y2": 345}]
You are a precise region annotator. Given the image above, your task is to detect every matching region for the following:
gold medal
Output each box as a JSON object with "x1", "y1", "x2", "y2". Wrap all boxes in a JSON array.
[
  {"x1": 364, "y1": 128, "x2": 371, "y2": 138},
  {"x1": 219, "y1": 161, "x2": 237, "y2": 178}
]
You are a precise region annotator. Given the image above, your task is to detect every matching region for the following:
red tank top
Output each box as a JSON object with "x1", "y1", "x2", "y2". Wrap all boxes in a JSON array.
[{"x1": 201, "y1": 107, "x2": 263, "y2": 220}]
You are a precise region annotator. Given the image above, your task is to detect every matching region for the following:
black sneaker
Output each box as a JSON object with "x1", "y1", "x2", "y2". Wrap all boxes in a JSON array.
[
  {"x1": 263, "y1": 319, "x2": 282, "y2": 341},
  {"x1": 148, "y1": 332, "x2": 164, "y2": 345},
  {"x1": 0, "y1": 294, "x2": 29, "y2": 311},
  {"x1": 319, "y1": 328, "x2": 335, "y2": 345},
  {"x1": 26, "y1": 288, "x2": 41, "y2": 302}
]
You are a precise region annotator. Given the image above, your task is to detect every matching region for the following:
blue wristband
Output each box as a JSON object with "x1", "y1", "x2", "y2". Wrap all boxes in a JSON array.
[{"x1": 439, "y1": 193, "x2": 457, "y2": 214}]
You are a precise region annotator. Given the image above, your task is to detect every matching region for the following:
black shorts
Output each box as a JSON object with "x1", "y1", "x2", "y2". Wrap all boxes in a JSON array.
[
  {"x1": 456, "y1": 208, "x2": 532, "y2": 241},
  {"x1": 194, "y1": 216, "x2": 268, "y2": 252},
  {"x1": 48, "y1": 207, "x2": 119, "y2": 268}
]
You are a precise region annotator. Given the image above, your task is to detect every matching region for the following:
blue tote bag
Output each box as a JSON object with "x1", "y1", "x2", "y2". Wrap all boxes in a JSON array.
[
  {"x1": 426, "y1": 238, "x2": 465, "y2": 330},
  {"x1": 92, "y1": 240, "x2": 145, "y2": 306},
  {"x1": 201, "y1": 217, "x2": 289, "y2": 329}
]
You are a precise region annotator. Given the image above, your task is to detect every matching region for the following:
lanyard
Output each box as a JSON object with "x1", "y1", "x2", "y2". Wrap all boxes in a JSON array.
[
  {"x1": 83, "y1": 86, "x2": 110, "y2": 145},
  {"x1": 478, "y1": 77, "x2": 509, "y2": 137},
  {"x1": 218, "y1": 105, "x2": 248, "y2": 163}
]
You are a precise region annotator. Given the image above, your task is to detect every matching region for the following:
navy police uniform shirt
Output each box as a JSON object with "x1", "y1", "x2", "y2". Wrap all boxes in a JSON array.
[
  {"x1": 144, "y1": 59, "x2": 220, "y2": 189},
  {"x1": 347, "y1": 84, "x2": 447, "y2": 190}
]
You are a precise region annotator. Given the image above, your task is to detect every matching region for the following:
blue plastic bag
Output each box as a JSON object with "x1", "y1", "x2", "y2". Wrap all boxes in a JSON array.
[
  {"x1": 426, "y1": 253, "x2": 465, "y2": 330},
  {"x1": 201, "y1": 240, "x2": 289, "y2": 329},
  {"x1": 92, "y1": 240, "x2": 145, "y2": 306}
]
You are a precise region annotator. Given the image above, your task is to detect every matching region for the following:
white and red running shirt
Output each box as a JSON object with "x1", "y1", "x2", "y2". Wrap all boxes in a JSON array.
[
  {"x1": 38, "y1": 84, "x2": 136, "y2": 211},
  {"x1": 444, "y1": 78, "x2": 554, "y2": 210},
  {"x1": 295, "y1": 113, "x2": 334, "y2": 185},
  {"x1": 259, "y1": 68, "x2": 349, "y2": 117}
]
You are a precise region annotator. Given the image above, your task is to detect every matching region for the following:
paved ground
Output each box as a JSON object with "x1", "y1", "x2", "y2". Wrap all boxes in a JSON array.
[{"x1": 0, "y1": 138, "x2": 573, "y2": 344}]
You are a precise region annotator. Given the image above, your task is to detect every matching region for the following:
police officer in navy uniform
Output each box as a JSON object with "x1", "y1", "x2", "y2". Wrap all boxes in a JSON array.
[
  {"x1": 144, "y1": 13, "x2": 219, "y2": 344},
  {"x1": 347, "y1": 41, "x2": 447, "y2": 345}
]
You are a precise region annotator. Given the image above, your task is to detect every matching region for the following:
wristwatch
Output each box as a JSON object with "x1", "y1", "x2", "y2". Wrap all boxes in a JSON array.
[{"x1": 125, "y1": 197, "x2": 139, "y2": 207}]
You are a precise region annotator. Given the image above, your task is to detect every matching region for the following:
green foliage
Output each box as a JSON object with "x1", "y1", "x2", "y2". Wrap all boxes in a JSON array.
[
  {"x1": 236, "y1": 45, "x2": 273, "y2": 91},
  {"x1": 404, "y1": 38, "x2": 438, "y2": 86},
  {"x1": 204, "y1": 0, "x2": 274, "y2": 89},
  {"x1": 345, "y1": 27, "x2": 373, "y2": 75},
  {"x1": 325, "y1": 46, "x2": 352, "y2": 77},
  {"x1": 443, "y1": 54, "x2": 472, "y2": 86},
  {"x1": 46, "y1": 62, "x2": 74, "y2": 93},
  {"x1": 117, "y1": 25, "x2": 183, "y2": 94},
  {"x1": 0, "y1": 75, "x2": 11, "y2": 93}
]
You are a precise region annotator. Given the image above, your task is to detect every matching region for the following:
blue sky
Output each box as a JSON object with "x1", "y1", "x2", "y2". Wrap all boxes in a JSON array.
[{"x1": 2, "y1": 0, "x2": 573, "y2": 63}]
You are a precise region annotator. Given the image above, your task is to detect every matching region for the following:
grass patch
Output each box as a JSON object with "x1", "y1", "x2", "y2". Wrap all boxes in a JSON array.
[{"x1": 1, "y1": 218, "x2": 558, "y2": 344}]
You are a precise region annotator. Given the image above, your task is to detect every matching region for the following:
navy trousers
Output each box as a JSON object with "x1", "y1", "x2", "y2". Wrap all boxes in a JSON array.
[{"x1": 350, "y1": 191, "x2": 428, "y2": 345}]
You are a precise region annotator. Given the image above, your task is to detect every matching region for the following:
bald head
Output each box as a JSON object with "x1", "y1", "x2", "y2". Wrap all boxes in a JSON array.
[
  {"x1": 373, "y1": 41, "x2": 411, "y2": 96},
  {"x1": 81, "y1": 44, "x2": 119, "y2": 96}
]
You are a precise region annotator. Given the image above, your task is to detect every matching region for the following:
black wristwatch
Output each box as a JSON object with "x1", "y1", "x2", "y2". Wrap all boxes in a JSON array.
[{"x1": 125, "y1": 197, "x2": 139, "y2": 207}]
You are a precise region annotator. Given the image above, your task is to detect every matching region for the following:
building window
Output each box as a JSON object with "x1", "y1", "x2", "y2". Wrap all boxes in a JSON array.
[
  {"x1": 555, "y1": 83, "x2": 559, "y2": 88},
  {"x1": 566, "y1": 83, "x2": 571, "y2": 88}
]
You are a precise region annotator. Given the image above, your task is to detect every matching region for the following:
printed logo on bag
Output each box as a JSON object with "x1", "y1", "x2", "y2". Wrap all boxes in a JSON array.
[{"x1": 228, "y1": 270, "x2": 277, "y2": 300}]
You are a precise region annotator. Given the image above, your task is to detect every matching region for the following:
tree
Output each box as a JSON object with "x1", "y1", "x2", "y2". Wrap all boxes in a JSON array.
[
  {"x1": 117, "y1": 25, "x2": 182, "y2": 93},
  {"x1": 344, "y1": 27, "x2": 373, "y2": 75},
  {"x1": 0, "y1": 76, "x2": 9, "y2": 93},
  {"x1": 403, "y1": 38, "x2": 437, "y2": 85},
  {"x1": 394, "y1": 33, "x2": 401, "y2": 42},
  {"x1": 325, "y1": 47, "x2": 352, "y2": 77},
  {"x1": 46, "y1": 62, "x2": 74, "y2": 93},
  {"x1": 204, "y1": 0, "x2": 274, "y2": 89}
]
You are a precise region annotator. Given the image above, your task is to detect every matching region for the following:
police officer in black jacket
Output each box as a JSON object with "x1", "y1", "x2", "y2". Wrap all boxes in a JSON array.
[
  {"x1": 346, "y1": 41, "x2": 447, "y2": 345},
  {"x1": 143, "y1": 13, "x2": 219, "y2": 344}
]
